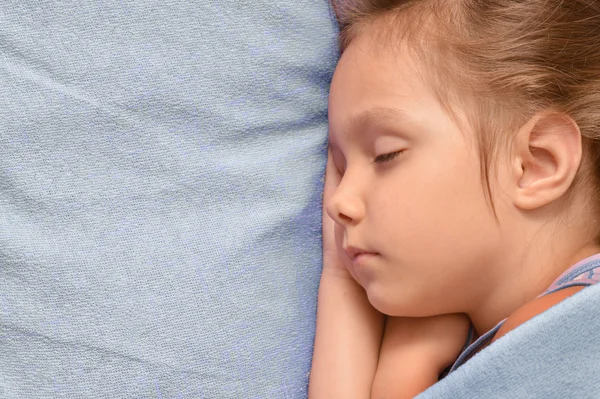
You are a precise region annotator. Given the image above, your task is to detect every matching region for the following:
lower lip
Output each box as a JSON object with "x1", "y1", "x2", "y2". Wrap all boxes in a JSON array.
[{"x1": 353, "y1": 252, "x2": 378, "y2": 266}]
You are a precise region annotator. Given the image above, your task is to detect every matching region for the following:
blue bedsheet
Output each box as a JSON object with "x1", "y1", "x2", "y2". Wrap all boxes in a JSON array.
[{"x1": 0, "y1": 1, "x2": 338, "y2": 397}]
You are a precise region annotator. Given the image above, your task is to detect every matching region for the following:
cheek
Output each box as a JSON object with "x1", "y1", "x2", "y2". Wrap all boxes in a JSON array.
[
  {"x1": 370, "y1": 144, "x2": 500, "y2": 278},
  {"x1": 373, "y1": 149, "x2": 485, "y2": 233}
]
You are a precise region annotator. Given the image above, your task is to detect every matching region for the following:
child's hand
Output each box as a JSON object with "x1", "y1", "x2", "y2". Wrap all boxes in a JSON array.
[
  {"x1": 372, "y1": 313, "x2": 471, "y2": 398},
  {"x1": 309, "y1": 149, "x2": 386, "y2": 399},
  {"x1": 322, "y1": 148, "x2": 351, "y2": 277}
]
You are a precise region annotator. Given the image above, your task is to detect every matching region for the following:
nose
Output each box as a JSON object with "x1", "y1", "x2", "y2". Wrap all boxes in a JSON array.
[{"x1": 325, "y1": 181, "x2": 365, "y2": 227}]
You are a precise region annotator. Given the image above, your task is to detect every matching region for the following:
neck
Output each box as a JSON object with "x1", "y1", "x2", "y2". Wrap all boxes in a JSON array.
[{"x1": 466, "y1": 222, "x2": 600, "y2": 337}]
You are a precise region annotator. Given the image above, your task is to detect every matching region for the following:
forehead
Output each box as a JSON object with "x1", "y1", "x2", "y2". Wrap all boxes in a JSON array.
[{"x1": 328, "y1": 33, "x2": 439, "y2": 143}]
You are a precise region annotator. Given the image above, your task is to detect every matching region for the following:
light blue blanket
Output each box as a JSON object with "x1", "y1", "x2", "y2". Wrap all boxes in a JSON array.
[
  {"x1": 0, "y1": 1, "x2": 337, "y2": 398},
  {"x1": 420, "y1": 282, "x2": 600, "y2": 399}
]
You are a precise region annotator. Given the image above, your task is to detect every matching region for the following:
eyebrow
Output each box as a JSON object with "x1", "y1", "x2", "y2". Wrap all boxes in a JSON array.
[
  {"x1": 344, "y1": 106, "x2": 414, "y2": 136},
  {"x1": 328, "y1": 106, "x2": 415, "y2": 152}
]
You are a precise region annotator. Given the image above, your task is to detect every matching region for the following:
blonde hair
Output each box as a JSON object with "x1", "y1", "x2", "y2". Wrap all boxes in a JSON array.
[{"x1": 331, "y1": 0, "x2": 600, "y2": 215}]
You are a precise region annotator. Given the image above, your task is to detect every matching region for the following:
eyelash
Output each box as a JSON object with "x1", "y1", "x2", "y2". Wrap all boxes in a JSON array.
[{"x1": 373, "y1": 150, "x2": 404, "y2": 164}]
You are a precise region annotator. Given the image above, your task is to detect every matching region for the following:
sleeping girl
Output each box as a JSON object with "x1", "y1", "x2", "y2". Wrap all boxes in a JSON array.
[{"x1": 309, "y1": 1, "x2": 600, "y2": 397}]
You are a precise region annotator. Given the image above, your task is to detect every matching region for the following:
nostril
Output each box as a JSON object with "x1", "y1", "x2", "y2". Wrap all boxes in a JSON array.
[{"x1": 339, "y1": 213, "x2": 352, "y2": 223}]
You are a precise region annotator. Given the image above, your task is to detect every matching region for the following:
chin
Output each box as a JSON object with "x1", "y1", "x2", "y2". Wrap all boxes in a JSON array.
[
  {"x1": 365, "y1": 285, "x2": 433, "y2": 317},
  {"x1": 365, "y1": 287, "x2": 405, "y2": 316}
]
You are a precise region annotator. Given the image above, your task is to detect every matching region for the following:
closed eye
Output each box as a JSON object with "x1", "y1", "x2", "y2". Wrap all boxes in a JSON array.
[{"x1": 373, "y1": 150, "x2": 404, "y2": 164}]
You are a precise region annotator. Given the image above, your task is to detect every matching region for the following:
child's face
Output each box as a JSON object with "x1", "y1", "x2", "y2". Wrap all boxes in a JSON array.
[{"x1": 327, "y1": 32, "x2": 509, "y2": 317}]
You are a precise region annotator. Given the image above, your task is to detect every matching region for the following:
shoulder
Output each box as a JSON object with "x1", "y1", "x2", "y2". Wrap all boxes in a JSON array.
[{"x1": 492, "y1": 286, "x2": 586, "y2": 343}]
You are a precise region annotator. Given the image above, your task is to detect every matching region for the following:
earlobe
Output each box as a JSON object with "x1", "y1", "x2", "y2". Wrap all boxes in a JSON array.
[{"x1": 513, "y1": 112, "x2": 582, "y2": 211}]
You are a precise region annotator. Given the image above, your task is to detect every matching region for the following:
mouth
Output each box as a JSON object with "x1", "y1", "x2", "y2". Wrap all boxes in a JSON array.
[
  {"x1": 344, "y1": 245, "x2": 379, "y2": 263},
  {"x1": 352, "y1": 252, "x2": 378, "y2": 268}
]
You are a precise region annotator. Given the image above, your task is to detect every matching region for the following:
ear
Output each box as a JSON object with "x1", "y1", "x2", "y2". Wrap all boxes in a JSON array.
[{"x1": 512, "y1": 112, "x2": 582, "y2": 210}]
